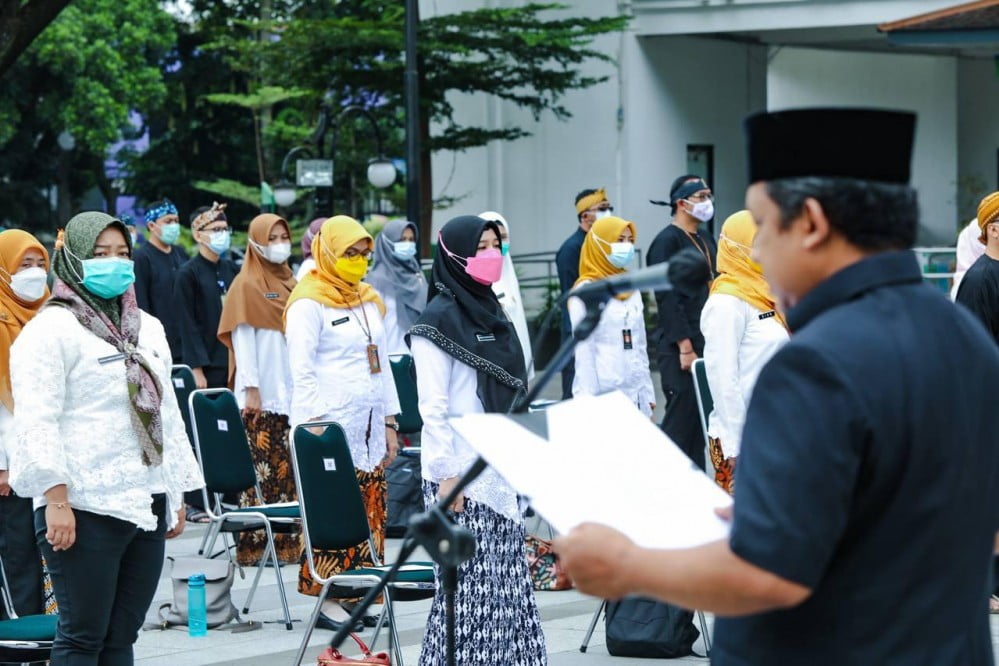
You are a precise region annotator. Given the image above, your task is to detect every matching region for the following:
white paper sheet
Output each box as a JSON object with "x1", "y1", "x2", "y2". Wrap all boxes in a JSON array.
[{"x1": 450, "y1": 391, "x2": 732, "y2": 550}]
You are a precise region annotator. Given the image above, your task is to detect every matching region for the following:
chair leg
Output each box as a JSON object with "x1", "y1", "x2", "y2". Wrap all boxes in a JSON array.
[
  {"x1": 369, "y1": 604, "x2": 387, "y2": 650},
  {"x1": 242, "y1": 536, "x2": 270, "y2": 615},
  {"x1": 264, "y1": 523, "x2": 293, "y2": 630},
  {"x1": 579, "y1": 600, "x2": 605, "y2": 653},
  {"x1": 697, "y1": 609, "x2": 712, "y2": 657},
  {"x1": 197, "y1": 521, "x2": 212, "y2": 555},
  {"x1": 293, "y1": 581, "x2": 331, "y2": 666},
  {"x1": 383, "y1": 591, "x2": 405, "y2": 666}
]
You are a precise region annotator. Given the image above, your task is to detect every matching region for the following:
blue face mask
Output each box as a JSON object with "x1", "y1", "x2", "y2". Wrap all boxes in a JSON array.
[
  {"x1": 206, "y1": 229, "x2": 230, "y2": 255},
  {"x1": 80, "y1": 257, "x2": 135, "y2": 299},
  {"x1": 393, "y1": 240, "x2": 417, "y2": 259},
  {"x1": 607, "y1": 242, "x2": 635, "y2": 269},
  {"x1": 501, "y1": 241, "x2": 510, "y2": 256},
  {"x1": 159, "y1": 222, "x2": 181, "y2": 245}
]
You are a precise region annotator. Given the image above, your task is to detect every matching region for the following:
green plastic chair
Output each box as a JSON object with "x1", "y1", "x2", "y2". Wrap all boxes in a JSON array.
[
  {"x1": 188, "y1": 388, "x2": 300, "y2": 630},
  {"x1": 691, "y1": 358, "x2": 714, "y2": 457},
  {"x1": 290, "y1": 421, "x2": 435, "y2": 666},
  {"x1": 389, "y1": 354, "x2": 423, "y2": 435},
  {"x1": 0, "y1": 553, "x2": 55, "y2": 663}
]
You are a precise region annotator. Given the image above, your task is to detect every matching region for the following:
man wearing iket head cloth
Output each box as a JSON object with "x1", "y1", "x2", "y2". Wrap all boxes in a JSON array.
[{"x1": 554, "y1": 107, "x2": 999, "y2": 665}]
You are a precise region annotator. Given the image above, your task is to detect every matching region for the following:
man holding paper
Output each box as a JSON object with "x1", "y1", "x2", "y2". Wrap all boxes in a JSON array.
[{"x1": 555, "y1": 108, "x2": 999, "y2": 664}]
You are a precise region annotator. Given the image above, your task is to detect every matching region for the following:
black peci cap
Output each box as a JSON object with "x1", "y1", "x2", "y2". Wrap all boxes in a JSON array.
[{"x1": 744, "y1": 107, "x2": 916, "y2": 185}]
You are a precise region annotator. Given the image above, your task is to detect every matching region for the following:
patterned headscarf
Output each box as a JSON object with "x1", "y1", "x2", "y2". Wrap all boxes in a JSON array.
[{"x1": 49, "y1": 212, "x2": 164, "y2": 467}]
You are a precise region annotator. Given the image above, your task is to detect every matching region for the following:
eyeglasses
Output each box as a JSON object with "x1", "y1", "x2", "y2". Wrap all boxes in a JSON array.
[
  {"x1": 343, "y1": 247, "x2": 373, "y2": 259},
  {"x1": 588, "y1": 204, "x2": 614, "y2": 213},
  {"x1": 686, "y1": 193, "x2": 713, "y2": 203}
]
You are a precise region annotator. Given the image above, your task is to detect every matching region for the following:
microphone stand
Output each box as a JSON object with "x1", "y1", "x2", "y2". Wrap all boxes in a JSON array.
[{"x1": 328, "y1": 290, "x2": 612, "y2": 665}]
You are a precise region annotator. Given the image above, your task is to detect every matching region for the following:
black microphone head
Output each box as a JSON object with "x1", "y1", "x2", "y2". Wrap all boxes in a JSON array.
[{"x1": 668, "y1": 247, "x2": 712, "y2": 295}]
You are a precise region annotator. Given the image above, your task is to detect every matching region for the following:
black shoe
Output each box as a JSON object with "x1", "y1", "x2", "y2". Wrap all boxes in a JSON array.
[
  {"x1": 314, "y1": 611, "x2": 363, "y2": 632},
  {"x1": 361, "y1": 614, "x2": 379, "y2": 628}
]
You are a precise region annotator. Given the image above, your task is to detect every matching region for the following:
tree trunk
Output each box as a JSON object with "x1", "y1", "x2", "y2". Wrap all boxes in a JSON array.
[{"x1": 0, "y1": 0, "x2": 73, "y2": 79}]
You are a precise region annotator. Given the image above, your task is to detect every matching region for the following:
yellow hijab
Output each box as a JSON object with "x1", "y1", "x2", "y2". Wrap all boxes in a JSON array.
[
  {"x1": 575, "y1": 215, "x2": 637, "y2": 301},
  {"x1": 710, "y1": 210, "x2": 787, "y2": 329},
  {"x1": 0, "y1": 230, "x2": 50, "y2": 412},
  {"x1": 284, "y1": 215, "x2": 384, "y2": 324}
]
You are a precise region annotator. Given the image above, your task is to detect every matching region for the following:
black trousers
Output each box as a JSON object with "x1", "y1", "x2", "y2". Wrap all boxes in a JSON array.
[
  {"x1": 658, "y1": 349, "x2": 706, "y2": 471},
  {"x1": 35, "y1": 495, "x2": 167, "y2": 666},
  {"x1": 0, "y1": 494, "x2": 43, "y2": 616}
]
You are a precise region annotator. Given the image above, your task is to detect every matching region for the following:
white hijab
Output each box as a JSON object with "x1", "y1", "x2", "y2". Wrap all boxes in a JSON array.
[{"x1": 479, "y1": 211, "x2": 534, "y2": 379}]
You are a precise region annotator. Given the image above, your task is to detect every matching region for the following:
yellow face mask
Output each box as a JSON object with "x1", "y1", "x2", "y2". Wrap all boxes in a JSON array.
[{"x1": 334, "y1": 254, "x2": 369, "y2": 284}]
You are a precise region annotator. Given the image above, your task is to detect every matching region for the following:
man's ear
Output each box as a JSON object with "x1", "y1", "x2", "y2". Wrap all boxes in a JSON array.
[{"x1": 799, "y1": 198, "x2": 833, "y2": 251}]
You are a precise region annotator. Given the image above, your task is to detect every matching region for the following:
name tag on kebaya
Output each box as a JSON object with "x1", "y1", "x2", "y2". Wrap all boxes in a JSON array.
[{"x1": 758, "y1": 311, "x2": 776, "y2": 321}]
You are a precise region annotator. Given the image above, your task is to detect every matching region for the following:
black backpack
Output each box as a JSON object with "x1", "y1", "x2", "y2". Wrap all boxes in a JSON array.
[{"x1": 605, "y1": 596, "x2": 700, "y2": 658}]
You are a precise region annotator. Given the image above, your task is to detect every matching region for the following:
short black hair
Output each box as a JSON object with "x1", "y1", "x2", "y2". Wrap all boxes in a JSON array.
[
  {"x1": 575, "y1": 188, "x2": 599, "y2": 222},
  {"x1": 765, "y1": 177, "x2": 918, "y2": 251}
]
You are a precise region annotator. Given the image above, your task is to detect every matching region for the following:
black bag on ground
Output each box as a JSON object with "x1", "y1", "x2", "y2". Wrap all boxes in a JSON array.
[
  {"x1": 605, "y1": 596, "x2": 699, "y2": 658},
  {"x1": 386, "y1": 449, "x2": 423, "y2": 538}
]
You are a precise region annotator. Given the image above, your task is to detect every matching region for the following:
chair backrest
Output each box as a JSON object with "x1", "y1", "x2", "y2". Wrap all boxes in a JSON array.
[
  {"x1": 171, "y1": 365, "x2": 197, "y2": 446},
  {"x1": 691, "y1": 358, "x2": 713, "y2": 450},
  {"x1": 188, "y1": 389, "x2": 257, "y2": 495},
  {"x1": 291, "y1": 422, "x2": 372, "y2": 557},
  {"x1": 389, "y1": 354, "x2": 423, "y2": 434}
]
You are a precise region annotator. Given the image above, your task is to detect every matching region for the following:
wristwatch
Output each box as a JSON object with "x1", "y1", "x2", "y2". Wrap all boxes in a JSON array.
[{"x1": 384, "y1": 422, "x2": 400, "y2": 432}]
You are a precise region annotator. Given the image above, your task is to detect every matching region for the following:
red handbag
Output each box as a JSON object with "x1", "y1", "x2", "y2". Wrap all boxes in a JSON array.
[{"x1": 316, "y1": 633, "x2": 390, "y2": 665}]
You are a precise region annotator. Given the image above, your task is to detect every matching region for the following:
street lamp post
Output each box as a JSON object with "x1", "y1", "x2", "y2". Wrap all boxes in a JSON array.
[{"x1": 275, "y1": 103, "x2": 396, "y2": 218}]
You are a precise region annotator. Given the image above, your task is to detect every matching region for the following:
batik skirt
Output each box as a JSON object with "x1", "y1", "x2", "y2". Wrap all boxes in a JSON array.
[
  {"x1": 418, "y1": 481, "x2": 547, "y2": 666},
  {"x1": 708, "y1": 436, "x2": 736, "y2": 496},
  {"x1": 297, "y1": 466, "x2": 386, "y2": 600},
  {"x1": 237, "y1": 411, "x2": 302, "y2": 566}
]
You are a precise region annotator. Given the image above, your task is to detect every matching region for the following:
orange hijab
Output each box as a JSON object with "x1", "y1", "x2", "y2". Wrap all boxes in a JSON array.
[
  {"x1": 0, "y1": 230, "x2": 51, "y2": 411},
  {"x1": 574, "y1": 215, "x2": 637, "y2": 301},
  {"x1": 710, "y1": 210, "x2": 787, "y2": 329},
  {"x1": 218, "y1": 214, "x2": 297, "y2": 386},
  {"x1": 284, "y1": 216, "x2": 385, "y2": 323}
]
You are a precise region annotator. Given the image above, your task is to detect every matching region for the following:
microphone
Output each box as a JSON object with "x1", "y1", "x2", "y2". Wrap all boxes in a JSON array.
[{"x1": 571, "y1": 247, "x2": 712, "y2": 301}]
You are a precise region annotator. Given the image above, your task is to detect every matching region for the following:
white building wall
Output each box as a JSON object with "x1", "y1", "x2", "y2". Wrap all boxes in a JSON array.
[
  {"x1": 957, "y1": 58, "x2": 999, "y2": 230},
  {"x1": 620, "y1": 35, "x2": 767, "y2": 247},
  {"x1": 767, "y1": 46, "x2": 958, "y2": 244}
]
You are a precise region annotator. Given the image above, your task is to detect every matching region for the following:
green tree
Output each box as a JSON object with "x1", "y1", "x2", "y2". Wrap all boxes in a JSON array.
[
  {"x1": 206, "y1": 0, "x2": 628, "y2": 249},
  {"x1": 0, "y1": 0, "x2": 174, "y2": 231},
  {"x1": 0, "y1": 0, "x2": 73, "y2": 79}
]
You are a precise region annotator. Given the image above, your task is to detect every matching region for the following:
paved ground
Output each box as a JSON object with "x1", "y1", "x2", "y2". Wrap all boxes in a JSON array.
[{"x1": 136, "y1": 525, "x2": 718, "y2": 666}]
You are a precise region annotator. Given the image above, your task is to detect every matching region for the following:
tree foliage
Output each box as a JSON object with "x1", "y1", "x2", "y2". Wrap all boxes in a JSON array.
[{"x1": 0, "y1": 0, "x2": 174, "y2": 230}]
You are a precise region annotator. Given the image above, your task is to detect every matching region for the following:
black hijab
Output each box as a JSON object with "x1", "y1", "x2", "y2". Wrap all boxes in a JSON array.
[{"x1": 408, "y1": 215, "x2": 527, "y2": 413}]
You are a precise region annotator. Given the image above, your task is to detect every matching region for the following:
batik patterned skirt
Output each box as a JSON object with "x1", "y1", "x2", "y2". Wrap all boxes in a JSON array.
[
  {"x1": 418, "y1": 481, "x2": 547, "y2": 666},
  {"x1": 237, "y1": 411, "x2": 302, "y2": 566},
  {"x1": 297, "y1": 466, "x2": 386, "y2": 600},
  {"x1": 708, "y1": 436, "x2": 736, "y2": 496}
]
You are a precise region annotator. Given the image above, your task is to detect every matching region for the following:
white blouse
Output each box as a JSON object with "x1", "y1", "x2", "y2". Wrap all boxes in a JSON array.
[
  {"x1": 295, "y1": 258, "x2": 316, "y2": 281},
  {"x1": 285, "y1": 298, "x2": 401, "y2": 472},
  {"x1": 410, "y1": 335, "x2": 520, "y2": 522},
  {"x1": 231, "y1": 324, "x2": 293, "y2": 416},
  {"x1": 9, "y1": 306, "x2": 204, "y2": 531},
  {"x1": 569, "y1": 285, "x2": 656, "y2": 418},
  {"x1": 700, "y1": 294, "x2": 789, "y2": 458},
  {"x1": 0, "y1": 404, "x2": 10, "y2": 470},
  {"x1": 380, "y1": 294, "x2": 410, "y2": 356}
]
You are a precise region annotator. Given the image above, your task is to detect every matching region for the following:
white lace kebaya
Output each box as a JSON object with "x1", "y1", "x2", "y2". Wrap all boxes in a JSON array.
[{"x1": 9, "y1": 306, "x2": 204, "y2": 531}]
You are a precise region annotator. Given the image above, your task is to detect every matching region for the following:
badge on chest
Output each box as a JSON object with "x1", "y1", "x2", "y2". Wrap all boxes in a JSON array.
[
  {"x1": 622, "y1": 329, "x2": 633, "y2": 350},
  {"x1": 366, "y1": 344, "x2": 381, "y2": 374}
]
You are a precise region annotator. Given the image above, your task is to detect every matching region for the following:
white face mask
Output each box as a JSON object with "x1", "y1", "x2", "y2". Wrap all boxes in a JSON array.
[
  {"x1": 684, "y1": 199, "x2": 714, "y2": 223},
  {"x1": 9, "y1": 266, "x2": 48, "y2": 302},
  {"x1": 252, "y1": 240, "x2": 291, "y2": 264},
  {"x1": 594, "y1": 209, "x2": 613, "y2": 220}
]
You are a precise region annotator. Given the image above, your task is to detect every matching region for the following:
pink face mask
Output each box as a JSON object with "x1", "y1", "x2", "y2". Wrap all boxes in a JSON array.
[{"x1": 439, "y1": 235, "x2": 504, "y2": 285}]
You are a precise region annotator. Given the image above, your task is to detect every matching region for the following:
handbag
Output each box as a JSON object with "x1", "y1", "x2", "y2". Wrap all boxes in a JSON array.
[
  {"x1": 158, "y1": 556, "x2": 240, "y2": 629},
  {"x1": 604, "y1": 596, "x2": 700, "y2": 658},
  {"x1": 525, "y1": 534, "x2": 573, "y2": 591},
  {"x1": 316, "y1": 633, "x2": 391, "y2": 665}
]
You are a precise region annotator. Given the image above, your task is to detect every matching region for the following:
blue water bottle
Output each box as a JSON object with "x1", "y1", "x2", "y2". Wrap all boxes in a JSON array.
[{"x1": 187, "y1": 573, "x2": 207, "y2": 637}]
